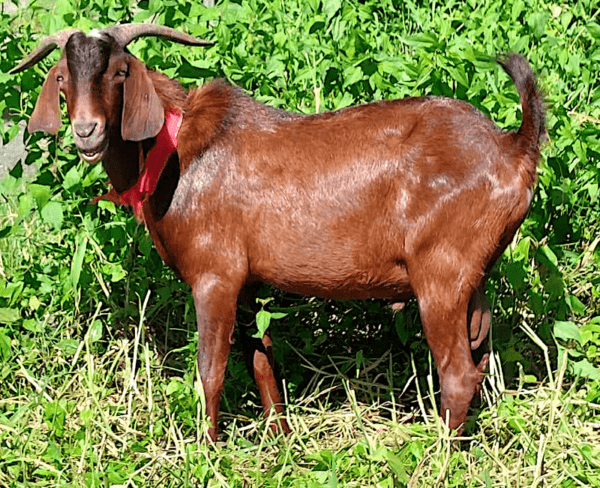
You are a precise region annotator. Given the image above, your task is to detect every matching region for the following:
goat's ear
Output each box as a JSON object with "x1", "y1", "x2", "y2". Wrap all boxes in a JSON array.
[
  {"x1": 28, "y1": 66, "x2": 62, "y2": 135},
  {"x1": 122, "y1": 58, "x2": 164, "y2": 141}
]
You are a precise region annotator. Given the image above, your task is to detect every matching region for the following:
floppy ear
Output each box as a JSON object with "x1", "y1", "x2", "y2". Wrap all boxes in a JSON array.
[
  {"x1": 121, "y1": 58, "x2": 164, "y2": 141},
  {"x1": 28, "y1": 66, "x2": 62, "y2": 135}
]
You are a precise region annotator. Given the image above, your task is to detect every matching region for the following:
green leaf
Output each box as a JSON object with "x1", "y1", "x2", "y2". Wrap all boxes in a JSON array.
[
  {"x1": 87, "y1": 320, "x2": 102, "y2": 344},
  {"x1": 342, "y1": 65, "x2": 364, "y2": 88},
  {"x1": 41, "y1": 201, "x2": 63, "y2": 230},
  {"x1": 166, "y1": 380, "x2": 182, "y2": 396},
  {"x1": 63, "y1": 166, "x2": 81, "y2": 190},
  {"x1": 0, "y1": 329, "x2": 12, "y2": 360},
  {"x1": 322, "y1": 0, "x2": 341, "y2": 21},
  {"x1": 400, "y1": 33, "x2": 440, "y2": 50},
  {"x1": 586, "y1": 22, "x2": 600, "y2": 40},
  {"x1": 506, "y1": 261, "x2": 527, "y2": 292},
  {"x1": 254, "y1": 310, "x2": 271, "y2": 339},
  {"x1": 44, "y1": 401, "x2": 66, "y2": 437},
  {"x1": 513, "y1": 236, "x2": 531, "y2": 262},
  {"x1": 565, "y1": 294, "x2": 586, "y2": 315},
  {"x1": 537, "y1": 244, "x2": 559, "y2": 268},
  {"x1": 446, "y1": 65, "x2": 468, "y2": 88},
  {"x1": 526, "y1": 12, "x2": 548, "y2": 39},
  {"x1": 29, "y1": 184, "x2": 51, "y2": 210},
  {"x1": 56, "y1": 339, "x2": 79, "y2": 355},
  {"x1": 554, "y1": 321, "x2": 581, "y2": 343},
  {"x1": 571, "y1": 358, "x2": 600, "y2": 380},
  {"x1": 130, "y1": 443, "x2": 148, "y2": 453},
  {"x1": 0, "y1": 308, "x2": 20, "y2": 323}
]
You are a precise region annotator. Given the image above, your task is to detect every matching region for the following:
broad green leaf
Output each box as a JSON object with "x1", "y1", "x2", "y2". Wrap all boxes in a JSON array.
[
  {"x1": 572, "y1": 359, "x2": 600, "y2": 380},
  {"x1": 514, "y1": 236, "x2": 531, "y2": 262},
  {"x1": 0, "y1": 308, "x2": 19, "y2": 323},
  {"x1": 554, "y1": 321, "x2": 581, "y2": 343},
  {"x1": 565, "y1": 294, "x2": 586, "y2": 315},
  {"x1": 526, "y1": 12, "x2": 548, "y2": 39},
  {"x1": 166, "y1": 380, "x2": 182, "y2": 396},
  {"x1": 586, "y1": 22, "x2": 600, "y2": 40},
  {"x1": 41, "y1": 201, "x2": 63, "y2": 230},
  {"x1": 29, "y1": 184, "x2": 51, "y2": 209},
  {"x1": 537, "y1": 244, "x2": 559, "y2": 268},
  {"x1": 506, "y1": 261, "x2": 527, "y2": 291},
  {"x1": 63, "y1": 166, "x2": 81, "y2": 190},
  {"x1": 44, "y1": 401, "x2": 66, "y2": 437},
  {"x1": 446, "y1": 65, "x2": 469, "y2": 88},
  {"x1": 254, "y1": 310, "x2": 271, "y2": 339},
  {"x1": 401, "y1": 33, "x2": 440, "y2": 50},
  {"x1": 109, "y1": 263, "x2": 126, "y2": 283},
  {"x1": 0, "y1": 329, "x2": 11, "y2": 360},
  {"x1": 56, "y1": 339, "x2": 79, "y2": 355},
  {"x1": 323, "y1": 0, "x2": 341, "y2": 21}
]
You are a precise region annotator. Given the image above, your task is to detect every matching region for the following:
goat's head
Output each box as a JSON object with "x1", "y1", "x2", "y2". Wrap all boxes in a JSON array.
[{"x1": 12, "y1": 24, "x2": 210, "y2": 164}]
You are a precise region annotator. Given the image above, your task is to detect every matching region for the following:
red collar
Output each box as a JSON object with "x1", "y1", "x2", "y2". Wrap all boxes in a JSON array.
[{"x1": 94, "y1": 108, "x2": 183, "y2": 221}]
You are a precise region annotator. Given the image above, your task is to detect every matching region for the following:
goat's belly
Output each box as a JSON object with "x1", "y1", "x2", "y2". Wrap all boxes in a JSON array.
[{"x1": 250, "y1": 254, "x2": 413, "y2": 301}]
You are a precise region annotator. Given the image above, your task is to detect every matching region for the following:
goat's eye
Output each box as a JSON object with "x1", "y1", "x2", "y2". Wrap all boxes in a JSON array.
[
  {"x1": 56, "y1": 75, "x2": 64, "y2": 82},
  {"x1": 115, "y1": 69, "x2": 127, "y2": 78}
]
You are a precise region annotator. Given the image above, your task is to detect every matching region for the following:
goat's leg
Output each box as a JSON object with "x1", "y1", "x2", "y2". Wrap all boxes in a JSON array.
[
  {"x1": 193, "y1": 274, "x2": 239, "y2": 441},
  {"x1": 417, "y1": 292, "x2": 486, "y2": 433},
  {"x1": 468, "y1": 285, "x2": 491, "y2": 350},
  {"x1": 238, "y1": 284, "x2": 289, "y2": 434}
]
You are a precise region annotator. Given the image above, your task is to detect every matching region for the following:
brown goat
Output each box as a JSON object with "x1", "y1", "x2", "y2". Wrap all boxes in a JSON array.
[{"x1": 12, "y1": 24, "x2": 545, "y2": 441}]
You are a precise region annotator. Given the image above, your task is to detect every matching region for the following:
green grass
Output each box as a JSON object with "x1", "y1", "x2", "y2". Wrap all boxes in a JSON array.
[{"x1": 1, "y1": 0, "x2": 599, "y2": 486}]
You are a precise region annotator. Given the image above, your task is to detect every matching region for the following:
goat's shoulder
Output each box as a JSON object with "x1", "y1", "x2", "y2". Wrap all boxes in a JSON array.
[{"x1": 178, "y1": 80, "x2": 301, "y2": 166}]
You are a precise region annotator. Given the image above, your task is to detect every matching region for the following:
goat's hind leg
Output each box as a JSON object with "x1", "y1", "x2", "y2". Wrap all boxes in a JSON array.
[
  {"x1": 467, "y1": 286, "x2": 490, "y2": 390},
  {"x1": 238, "y1": 284, "x2": 289, "y2": 434},
  {"x1": 416, "y1": 282, "x2": 487, "y2": 433},
  {"x1": 468, "y1": 285, "x2": 491, "y2": 350}
]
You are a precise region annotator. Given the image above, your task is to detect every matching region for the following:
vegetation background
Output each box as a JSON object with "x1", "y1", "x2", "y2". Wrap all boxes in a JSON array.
[{"x1": 0, "y1": 0, "x2": 599, "y2": 486}]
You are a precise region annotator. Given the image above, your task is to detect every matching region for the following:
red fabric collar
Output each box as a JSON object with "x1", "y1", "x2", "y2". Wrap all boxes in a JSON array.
[{"x1": 94, "y1": 108, "x2": 183, "y2": 221}]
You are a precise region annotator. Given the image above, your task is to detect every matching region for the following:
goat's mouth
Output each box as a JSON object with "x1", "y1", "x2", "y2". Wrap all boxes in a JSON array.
[{"x1": 78, "y1": 138, "x2": 108, "y2": 164}]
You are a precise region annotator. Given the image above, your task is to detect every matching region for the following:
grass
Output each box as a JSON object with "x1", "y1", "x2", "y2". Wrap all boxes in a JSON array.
[
  {"x1": 1, "y1": 311, "x2": 599, "y2": 486},
  {"x1": 1, "y1": 0, "x2": 600, "y2": 486}
]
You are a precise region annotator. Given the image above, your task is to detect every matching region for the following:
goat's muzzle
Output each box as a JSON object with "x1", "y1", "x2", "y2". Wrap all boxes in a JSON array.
[{"x1": 73, "y1": 119, "x2": 108, "y2": 163}]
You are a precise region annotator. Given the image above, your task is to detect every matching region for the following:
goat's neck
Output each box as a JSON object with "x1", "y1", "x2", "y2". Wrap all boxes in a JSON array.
[
  {"x1": 102, "y1": 71, "x2": 185, "y2": 193},
  {"x1": 102, "y1": 136, "x2": 142, "y2": 193},
  {"x1": 149, "y1": 71, "x2": 187, "y2": 113}
]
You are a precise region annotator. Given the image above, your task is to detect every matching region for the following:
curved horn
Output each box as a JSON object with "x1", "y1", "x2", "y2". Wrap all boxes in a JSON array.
[
  {"x1": 10, "y1": 29, "x2": 79, "y2": 74},
  {"x1": 103, "y1": 24, "x2": 212, "y2": 48}
]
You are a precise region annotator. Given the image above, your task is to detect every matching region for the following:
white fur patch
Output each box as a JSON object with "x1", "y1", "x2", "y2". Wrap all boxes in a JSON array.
[{"x1": 89, "y1": 28, "x2": 103, "y2": 38}]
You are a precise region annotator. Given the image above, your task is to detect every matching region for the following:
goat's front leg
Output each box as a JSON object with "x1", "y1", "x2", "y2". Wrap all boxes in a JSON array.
[{"x1": 193, "y1": 274, "x2": 240, "y2": 441}]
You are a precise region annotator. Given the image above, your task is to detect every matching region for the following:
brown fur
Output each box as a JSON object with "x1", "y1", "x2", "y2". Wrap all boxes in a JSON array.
[{"x1": 15, "y1": 29, "x2": 545, "y2": 441}]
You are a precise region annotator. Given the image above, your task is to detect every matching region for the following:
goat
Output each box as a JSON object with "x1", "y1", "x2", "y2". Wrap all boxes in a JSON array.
[{"x1": 12, "y1": 24, "x2": 545, "y2": 441}]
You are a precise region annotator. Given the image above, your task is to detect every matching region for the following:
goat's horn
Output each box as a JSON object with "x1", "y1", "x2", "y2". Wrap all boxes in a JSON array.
[
  {"x1": 10, "y1": 29, "x2": 79, "y2": 74},
  {"x1": 103, "y1": 24, "x2": 212, "y2": 48}
]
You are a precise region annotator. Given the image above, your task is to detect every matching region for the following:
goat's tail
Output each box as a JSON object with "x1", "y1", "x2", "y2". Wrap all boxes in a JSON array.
[{"x1": 498, "y1": 54, "x2": 546, "y2": 156}]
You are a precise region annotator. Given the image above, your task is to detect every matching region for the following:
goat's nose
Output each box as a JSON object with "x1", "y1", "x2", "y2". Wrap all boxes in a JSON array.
[{"x1": 74, "y1": 122, "x2": 97, "y2": 138}]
